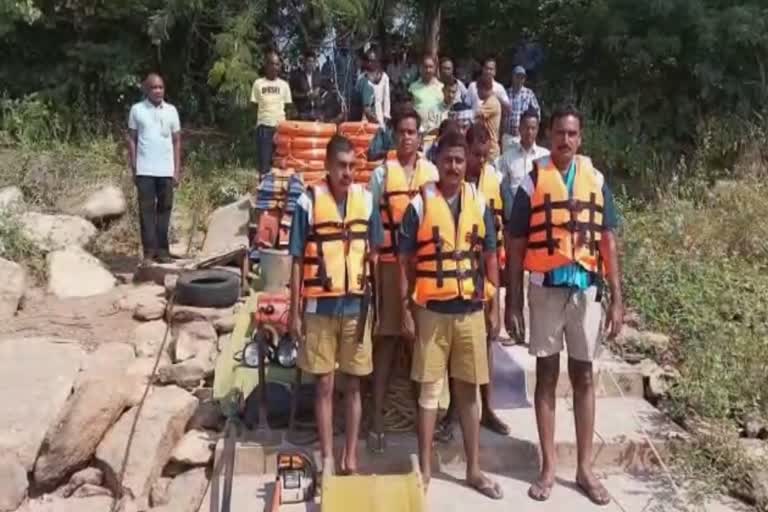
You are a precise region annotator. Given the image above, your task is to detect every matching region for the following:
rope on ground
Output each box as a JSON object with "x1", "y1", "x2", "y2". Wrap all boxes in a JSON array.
[
  {"x1": 382, "y1": 340, "x2": 418, "y2": 432},
  {"x1": 109, "y1": 291, "x2": 177, "y2": 512},
  {"x1": 604, "y1": 367, "x2": 692, "y2": 512}
]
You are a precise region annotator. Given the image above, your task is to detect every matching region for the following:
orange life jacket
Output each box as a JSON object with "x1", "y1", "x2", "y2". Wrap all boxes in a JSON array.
[
  {"x1": 378, "y1": 157, "x2": 437, "y2": 262},
  {"x1": 413, "y1": 182, "x2": 487, "y2": 306},
  {"x1": 523, "y1": 155, "x2": 605, "y2": 274},
  {"x1": 302, "y1": 180, "x2": 369, "y2": 298},
  {"x1": 473, "y1": 164, "x2": 505, "y2": 266}
]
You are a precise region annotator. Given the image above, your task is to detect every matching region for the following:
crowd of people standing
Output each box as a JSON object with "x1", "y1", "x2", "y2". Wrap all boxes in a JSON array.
[
  {"x1": 126, "y1": 44, "x2": 624, "y2": 508},
  {"x1": 248, "y1": 47, "x2": 542, "y2": 176}
]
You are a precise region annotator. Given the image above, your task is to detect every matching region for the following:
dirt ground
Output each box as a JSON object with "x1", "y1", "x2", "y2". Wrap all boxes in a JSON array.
[{"x1": 1, "y1": 285, "x2": 139, "y2": 350}]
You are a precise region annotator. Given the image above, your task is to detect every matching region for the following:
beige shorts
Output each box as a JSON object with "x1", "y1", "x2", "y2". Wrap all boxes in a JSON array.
[
  {"x1": 374, "y1": 261, "x2": 403, "y2": 337},
  {"x1": 411, "y1": 307, "x2": 489, "y2": 385},
  {"x1": 298, "y1": 313, "x2": 373, "y2": 376},
  {"x1": 528, "y1": 284, "x2": 603, "y2": 362}
]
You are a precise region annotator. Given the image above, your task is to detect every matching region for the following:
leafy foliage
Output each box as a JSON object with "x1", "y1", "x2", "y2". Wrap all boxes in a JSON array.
[{"x1": 622, "y1": 180, "x2": 768, "y2": 420}]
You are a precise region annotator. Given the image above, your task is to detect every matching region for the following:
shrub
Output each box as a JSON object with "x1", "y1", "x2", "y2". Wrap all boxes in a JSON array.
[
  {"x1": 0, "y1": 214, "x2": 45, "y2": 281},
  {"x1": 622, "y1": 180, "x2": 768, "y2": 421}
]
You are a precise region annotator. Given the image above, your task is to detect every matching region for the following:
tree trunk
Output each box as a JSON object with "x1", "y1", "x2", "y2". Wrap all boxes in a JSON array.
[{"x1": 423, "y1": 0, "x2": 441, "y2": 57}]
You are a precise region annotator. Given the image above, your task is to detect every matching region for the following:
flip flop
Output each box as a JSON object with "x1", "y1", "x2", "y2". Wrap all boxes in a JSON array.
[
  {"x1": 434, "y1": 420, "x2": 455, "y2": 443},
  {"x1": 576, "y1": 478, "x2": 611, "y2": 506},
  {"x1": 367, "y1": 431, "x2": 386, "y2": 454},
  {"x1": 527, "y1": 480, "x2": 554, "y2": 501},
  {"x1": 480, "y1": 412, "x2": 510, "y2": 436},
  {"x1": 468, "y1": 477, "x2": 504, "y2": 500}
]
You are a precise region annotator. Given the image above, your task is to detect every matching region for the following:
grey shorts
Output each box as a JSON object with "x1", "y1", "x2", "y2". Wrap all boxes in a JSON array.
[{"x1": 528, "y1": 284, "x2": 603, "y2": 362}]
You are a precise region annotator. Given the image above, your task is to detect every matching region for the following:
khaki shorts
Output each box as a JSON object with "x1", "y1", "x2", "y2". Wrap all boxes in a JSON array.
[
  {"x1": 528, "y1": 284, "x2": 603, "y2": 362},
  {"x1": 374, "y1": 262, "x2": 403, "y2": 337},
  {"x1": 411, "y1": 307, "x2": 489, "y2": 385},
  {"x1": 298, "y1": 314, "x2": 373, "y2": 376}
]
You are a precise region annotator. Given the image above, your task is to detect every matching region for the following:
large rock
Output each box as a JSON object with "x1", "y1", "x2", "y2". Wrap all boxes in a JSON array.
[
  {"x1": 0, "y1": 186, "x2": 24, "y2": 211},
  {"x1": 115, "y1": 284, "x2": 166, "y2": 312},
  {"x1": 618, "y1": 326, "x2": 671, "y2": 354},
  {"x1": 743, "y1": 413, "x2": 768, "y2": 439},
  {"x1": 18, "y1": 496, "x2": 113, "y2": 512},
  {"x1": 0, "y1": 455, "x2": 27, "y2": 512},
  {"x1": 0, "y1": 338, "x2": 84, "y2": 470},
  {"x1": 134, "y1": 298, "x2": 166, "y2": 321},
  {"x1": 47, "y1": 247, "x2": 116, "y2": 298},
  {"x1": 157, "y1": 360, "x2": 206, "y2": 389},
  {"x1": 150, "y1": 477, "x2": 172, "y2": 507},
  {"x1": 95, "y1": 386, "x2": 197, "y2": 503},
  {"x1": 75, "y1": 342, "x2": 136, "y2": 388},
  {"x1": 34, "y1": 374, "x2": 143, "y2": 490},
  {"x1": 741, "y1": 439, "x2": 768, "y2": 508},
  {"x1": 56, "y1": 467, "x2": 103, "y2": 498},
  {"x1": 131, "y1": 320, "x2": 170, "y2": 359},
  {"x1": 170, "y1": 430, "x2": 216, "y2": 466},
  {"x1": 201, "y1": 197, "x2": 250, "y2": 257},
  {"x1": 187, "y1": 400, "x2": 224, "y2": 432},
  {"x1": 125, "y1": 355, "x2": 172, "y2": 386},
  {"x1": 639, "y1": 358, "x2": 679, "y2": 398},
  {"x1": 19, "y1": 212, "x2": 96, "y2": 252},
  {"x1": 173, "y1": 320, "x2": 217, "y2": 363},
  {"x1": 169, "y1": 305, "x2": 235, "y2": 325},
  {"x1": 0, "y1": 258, "x2": 26, "y2": 320},
  {"x1": 213, "y1": 314, "x2": 236, "y2": 334},
  {"x1": 81, "y1": 185, "x2": 127, "y2": 221},
  {"x1": 71, "y1": 484, "x2": 111, "y2": 498},
  {"x1": 152, "y1": 468, "x2": 208, "y2": 512}
]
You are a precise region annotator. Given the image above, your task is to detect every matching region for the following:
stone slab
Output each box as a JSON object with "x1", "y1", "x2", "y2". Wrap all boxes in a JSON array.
[
  {"x1": 497, "y1": 344, "x2": 645, "y2": 399},
  {"x1": 200, "y1": 469, "x2": 750, "y2": 512},
  {"x1": 223, "y1": 397, "x2": 683, "y2": 476},
  {"x1": 0, "y1": 337, "x2": 84, "y2": 470}
]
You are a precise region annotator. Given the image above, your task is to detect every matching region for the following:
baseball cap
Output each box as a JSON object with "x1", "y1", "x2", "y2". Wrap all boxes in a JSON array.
[{"x1": 513, "y1": 65, "x2": 527, "y2": 75}]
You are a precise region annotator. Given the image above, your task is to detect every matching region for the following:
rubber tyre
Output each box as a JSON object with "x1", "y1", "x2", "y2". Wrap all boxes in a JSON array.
[{"x1": 175, "y1": 269, "x2": 240, "y2": 308}]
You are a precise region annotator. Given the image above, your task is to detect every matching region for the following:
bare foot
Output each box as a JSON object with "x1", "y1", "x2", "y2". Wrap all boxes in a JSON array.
[{"x1": 340, "y1": 453, "x2": 358, "y2": 476}]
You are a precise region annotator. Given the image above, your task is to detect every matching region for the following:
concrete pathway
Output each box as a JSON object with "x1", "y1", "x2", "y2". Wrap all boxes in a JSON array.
[{"x1": 204, "y1": 469, "x2": 750, "y2": 512}]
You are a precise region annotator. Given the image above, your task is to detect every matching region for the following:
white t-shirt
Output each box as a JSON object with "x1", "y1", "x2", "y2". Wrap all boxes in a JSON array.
[
  {"x1": 466, "y1": 80, "x2": 510, "y2": 111},
  {"x1": 370, "y1": 72, "x2": 391, "y2": 126},
  {"x1": 250, "y1": 77, "x2": 292, "y2": 127},
  {"x1": 128, "y1": 100, "x2": 181, "y2": 178}
]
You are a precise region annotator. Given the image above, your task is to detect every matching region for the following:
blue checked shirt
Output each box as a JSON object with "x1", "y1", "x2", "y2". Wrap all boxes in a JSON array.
[{"x1": 505, "y1": 86, "x2": 540, "y2": 134}]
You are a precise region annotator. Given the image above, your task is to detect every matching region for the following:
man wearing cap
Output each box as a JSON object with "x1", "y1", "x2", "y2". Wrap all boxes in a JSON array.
[{"x1": 503, "y1": 65, "x2": 540, "y2": 150}]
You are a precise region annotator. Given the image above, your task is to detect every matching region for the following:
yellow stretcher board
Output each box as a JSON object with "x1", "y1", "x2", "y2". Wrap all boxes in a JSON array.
[{"x1": 320, "y1": 455, "x2": 426, "y2": 512}]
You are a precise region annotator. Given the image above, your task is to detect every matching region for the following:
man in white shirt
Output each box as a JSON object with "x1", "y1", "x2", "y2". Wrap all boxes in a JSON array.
[
  {"x1": 251, "y1": 50, "x2": 292, "y2": 174},
  {"x1": 466, "y1": 56, "x2": 510, "y2": 113},
  {"x1": 127, "y1": 73, "x2": 182, "y2": 264},
  {"x1": 498, "y1": 108, "x2": 549, "y2": 219},
  {"x1": 366, "y1": 50, "x2": 392, "y2": 126}
]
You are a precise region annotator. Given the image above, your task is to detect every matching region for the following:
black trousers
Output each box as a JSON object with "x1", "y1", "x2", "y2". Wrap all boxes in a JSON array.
[
  {"x1": 136, "y1": 176, "x2": 173, "y2": 258},
  {"x1": 256, "y1": 124, "x2": 276, "y2": 175}
]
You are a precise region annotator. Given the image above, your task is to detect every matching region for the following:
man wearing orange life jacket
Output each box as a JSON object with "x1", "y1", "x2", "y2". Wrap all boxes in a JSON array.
[
  {"x1": 289, "y1": 135, "x2": 383, "y2": 476},
  {"x1": 436, "y1": 123, "x2": 509, "y2": 441},
  {"x1": 505, "y1": 106, "x2": 624, "y2": 506},
  {"x1": 398, "y1": 131, "x2": 503, "y2": 500},
  {"x1": 367, "y1": 108, "x2": 438, "y2": 452}
]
